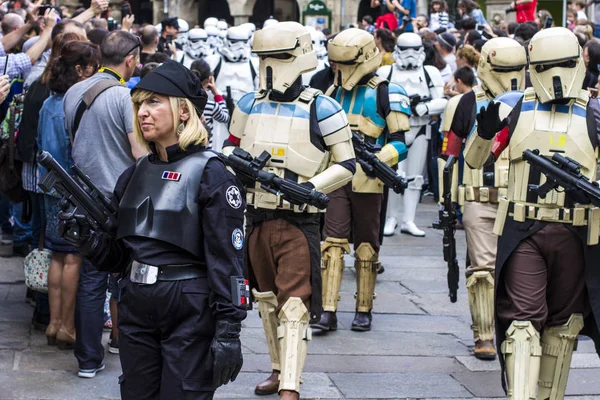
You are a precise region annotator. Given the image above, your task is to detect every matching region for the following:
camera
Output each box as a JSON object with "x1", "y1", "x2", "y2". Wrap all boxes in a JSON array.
[{"x1": 505, "y1": 7, "x2": 516, "y2": 13}]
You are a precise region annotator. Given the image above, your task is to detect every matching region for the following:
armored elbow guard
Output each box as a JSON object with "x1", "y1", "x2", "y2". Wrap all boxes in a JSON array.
[
  {"x1": 308, "y1": 164, "x2": 353, "y2": 194},
  {"x1": 464, "y1": 134, "x2": 494, "y2": 170}
]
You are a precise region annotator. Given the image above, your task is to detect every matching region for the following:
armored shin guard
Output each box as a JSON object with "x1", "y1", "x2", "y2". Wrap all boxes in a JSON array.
[
  {"x1": 354, "y1": 243, "x2": 379, "y2": 313},
  {"x1": 277, "y1": 297, "x2": 311, "y2": 394},
  {"x1": 537, "y1": 314, "x2": 584, "y2": 400},
  {"x1": 252, "y1": 289, "x2": 280, "y2": 371},
  {"x1": 502, "y1": 321, "x2": 542, "y2": 400},
  {"x1": 466, "y1": 267, "x2": 495, "y2": 342},
  {"x1": 321, "y1": 238, "x2": 351, "y2": 312}
]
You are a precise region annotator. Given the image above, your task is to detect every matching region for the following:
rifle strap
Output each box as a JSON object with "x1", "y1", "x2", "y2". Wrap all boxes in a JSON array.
[
  {"x1": 213, "y1": 57, "x2": 222, "y2": 80},
  {"x1": 72, "y1": 79, "x2": 121, "y2": 141}
]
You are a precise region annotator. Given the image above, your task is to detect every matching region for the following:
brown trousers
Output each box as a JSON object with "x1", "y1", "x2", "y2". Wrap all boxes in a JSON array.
[
  {"x1": 496, "y1": 223, "x2": 587, "y2": 332},
  {"x1": 322, "y1": 183, "x2": 383, "y2": 252},
  {"x1": 248, "y1": 219, "x2": 312, "y2": 313},
  {"x1": 462, "y1": 201, "x2": 498, "y2": 270}
]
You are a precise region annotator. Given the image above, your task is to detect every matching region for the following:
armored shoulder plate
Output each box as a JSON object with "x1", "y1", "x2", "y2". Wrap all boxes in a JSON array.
[
  {"x1": 473, "y1": 86, "x2": 488, "y2": 103},
  {"x1": 299, "y1": 87, "x2": 322, "y2": 104},
  {"x1": 236, "y1": 92, "x2": 258, "y2": 114},
  {"x1": 575, "y1": 89, "x2": 590, "y2": 108},
  {"x1": 367, "y1": 75, "x2": 386, "y2": 89},
  {"x1": 523, "y1": 87, "x2": 536, "y2": 102}
]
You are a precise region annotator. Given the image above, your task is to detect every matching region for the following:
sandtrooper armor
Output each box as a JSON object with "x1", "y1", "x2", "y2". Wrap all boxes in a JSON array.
[
  {"x1": 377, "y1": 33, "x2": 447, "y2": 237},
  {"x1": 465, "y1": 28, "x2": 595, "y2": 399},
  {"x1": 314, "y1": 28, "x2": 410, "y2": 333},
  {"x1": 226, "y1": 22, "x2": 356, "y2": 398},
  {"x1": 440, "y1": 37, "x2": 527, "y2": 361}
]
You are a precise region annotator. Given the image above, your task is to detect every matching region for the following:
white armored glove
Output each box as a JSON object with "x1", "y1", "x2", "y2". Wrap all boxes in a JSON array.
[{"x1": 415, "y1": 103, "x2": 428, "y2": 117}]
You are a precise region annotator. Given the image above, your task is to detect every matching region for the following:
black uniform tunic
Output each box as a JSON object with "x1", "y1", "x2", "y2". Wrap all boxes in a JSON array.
[{"x1": 95, "y1": 143, "x2": 247, "y2": 400}]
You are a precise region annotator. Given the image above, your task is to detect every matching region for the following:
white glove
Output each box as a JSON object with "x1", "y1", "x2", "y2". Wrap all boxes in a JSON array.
[{"x1": 415, "y1": 103, "x2": 428, "y2": 117}]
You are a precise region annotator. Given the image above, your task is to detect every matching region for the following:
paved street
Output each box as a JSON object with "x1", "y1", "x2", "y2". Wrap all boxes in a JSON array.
[{"x1": 1, "y1": 198, "x2": 599, "y2": 399}]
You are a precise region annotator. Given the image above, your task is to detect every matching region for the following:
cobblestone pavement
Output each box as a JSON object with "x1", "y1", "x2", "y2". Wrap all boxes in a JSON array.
[{"x1": 1, "y1": 199, "x2": 599, "y2": 399}]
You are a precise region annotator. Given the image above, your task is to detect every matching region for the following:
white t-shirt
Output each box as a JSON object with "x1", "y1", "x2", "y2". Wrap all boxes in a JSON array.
[{"x1": 577, "y1": 10, "x2": 588, "y2": 21}]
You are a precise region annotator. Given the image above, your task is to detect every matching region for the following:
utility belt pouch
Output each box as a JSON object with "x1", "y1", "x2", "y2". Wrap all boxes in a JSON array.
[
  {"x1": 493, "y1": 197, "x2": 509, "y2": 236},
  {"x1": 573, "y1": 208, "x2": 586, "y2": 226},
  {"x1": 458, "y1": 186, "x2": 465, "y2": 207},
  {"x1": 587, "y1": 208, "x2": 600, "y2": 246},
  {"x1": 479, "y1": 187, "x2": 490, "y2": 203},
  {"x1": 513, "y1": 202, "x2": 526, "y2": 222},
  {"x1": 130, "y1": 261, "x2": 158, "y2": 285},
  {"x1": 465, "y1": 186, "x2": 475, "y2": 202}
]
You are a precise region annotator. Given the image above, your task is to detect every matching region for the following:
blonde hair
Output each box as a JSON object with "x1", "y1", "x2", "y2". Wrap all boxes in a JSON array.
[
  {"x1": 131, "y1": 89, "x2": 208, "y2": 151},
  {"x1": 457, "y1": 45, "x2": 480, "y2": 67}
]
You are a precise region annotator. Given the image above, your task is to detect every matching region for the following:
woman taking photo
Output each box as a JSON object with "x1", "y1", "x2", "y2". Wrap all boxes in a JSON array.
[
  {"x1": 37, "y1": 38, "x2": 101, "y2": 348},
  {"x1": 57, "y1": 61, "x2": 246, "y2": 400}
]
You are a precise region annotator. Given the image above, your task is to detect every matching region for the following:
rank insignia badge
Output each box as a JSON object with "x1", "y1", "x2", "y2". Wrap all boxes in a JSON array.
[{"x1": 162, "y1": 171, "x2": 181, "y2": 181}]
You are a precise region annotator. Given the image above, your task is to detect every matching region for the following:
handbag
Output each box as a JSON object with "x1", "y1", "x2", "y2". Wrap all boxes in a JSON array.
[
  {"x1": 0, "y1": 95, "x2": 25, "y2": 203},
  {"x1": 23, "y1": 224, "x2": 50, "y2": 293}
]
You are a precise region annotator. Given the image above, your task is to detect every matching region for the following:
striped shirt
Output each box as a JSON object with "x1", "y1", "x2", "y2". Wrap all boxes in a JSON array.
[
  {"x1": 430, "y1": 12, "x2": 449, "y2": 31},
  {"x1": 203, "y1": 94, "x2": 229, "y2": 148}
]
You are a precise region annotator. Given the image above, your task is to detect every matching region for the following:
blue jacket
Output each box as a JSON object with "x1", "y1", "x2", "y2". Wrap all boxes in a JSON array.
[{"x1": 37, "y1": 94, "x2": 73, "y2": 195}]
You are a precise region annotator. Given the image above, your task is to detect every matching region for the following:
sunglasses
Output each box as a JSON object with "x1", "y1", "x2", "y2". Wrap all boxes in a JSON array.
[{"x1": 124, "y1": 36, "x2": 142, "y2": 58}]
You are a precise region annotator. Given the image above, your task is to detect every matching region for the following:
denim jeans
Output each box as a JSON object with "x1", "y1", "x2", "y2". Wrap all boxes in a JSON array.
[
  {"x1": 11, "y1": 201, "x2": 32, "y2": 246},
  {"x1": 595, "y1": 24, "x2": 600, "y2": 39},
  {"x1": 0, "y1": 193, "x2": 12, "y2": 234},
  {"x1": 74, "y1": 259, "x2": 108, "y2": 369}
]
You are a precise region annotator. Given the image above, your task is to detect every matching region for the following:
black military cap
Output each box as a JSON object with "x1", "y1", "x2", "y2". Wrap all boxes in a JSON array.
[{"x1": 132, "y1": 60, "x2": 207, "y2": 113}]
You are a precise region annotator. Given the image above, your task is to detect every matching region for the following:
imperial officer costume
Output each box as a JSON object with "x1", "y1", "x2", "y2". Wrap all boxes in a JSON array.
[{"x1": 58, "y1": 61, "x2": 247, "y2": 400}]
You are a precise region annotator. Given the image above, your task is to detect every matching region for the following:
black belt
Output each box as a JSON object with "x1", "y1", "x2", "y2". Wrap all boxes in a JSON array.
[
  {"x1": 246, "y1": 207, "x2": 319, "y2": 225},
  {"x1": 158, "y1": 265, "x2": 207, "y2": 281}
]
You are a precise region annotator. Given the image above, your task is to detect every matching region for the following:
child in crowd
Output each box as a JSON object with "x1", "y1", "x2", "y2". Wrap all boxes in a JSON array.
[
  {"x1": 190, "y1": 59, "x2": 230, "y2": 149},
  {"x1": 429, "y1": 0, "x2": 450, "y2": 32},
  {"x1": 567, "y1": 10, "x2": 577, "y2": 29},
  {"x1": 444, "y1": 65, "x2": 477, "y2": 97},
  {"x1": 575, "y1": 0, "x2": 588, "y2": 21}
]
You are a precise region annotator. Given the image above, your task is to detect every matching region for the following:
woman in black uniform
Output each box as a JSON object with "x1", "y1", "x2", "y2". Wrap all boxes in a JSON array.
[{"x1": 58, "y1": 61, "x2": 247, "y2": 400}]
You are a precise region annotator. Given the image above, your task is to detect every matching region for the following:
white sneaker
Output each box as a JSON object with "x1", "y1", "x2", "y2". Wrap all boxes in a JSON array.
[
  {"x1": 400, "y1": 221, "x2": 425, "y2": 237},
  {"x1": 383, "y1": 217, "x2": 398, "y2": 236},
  {"x1": 78, "y1": 362, "x2": 105, "y2": 378}
]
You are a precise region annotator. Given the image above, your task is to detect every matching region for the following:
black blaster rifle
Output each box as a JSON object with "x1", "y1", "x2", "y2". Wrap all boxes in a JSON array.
[
  {"x1": 37, "y1": 151, "x2": 117, "y2": 237},
  {"x1": 439, "y1": 156, "x2": 459, "y2": 303},
  {"x1": 351, "y1": 132, "x2": 408, "y2": 194},
  {"x1": 409, "y1": 94, "x2": 432, "y2": 114},
  {"x1": 523, "y1": 149, "x2": 600, "y2": 207},
  {"x1": 219, "y1": 147, "x2": 329, "y2": 210}
]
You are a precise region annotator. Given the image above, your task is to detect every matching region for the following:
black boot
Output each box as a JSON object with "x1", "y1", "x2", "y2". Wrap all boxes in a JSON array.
[
  {"x1": 310, "y1": 311, "x2": 337, "y2": 331},
  {"x1": 351, "y1": 311, "x2": 372, "y2": 331}
]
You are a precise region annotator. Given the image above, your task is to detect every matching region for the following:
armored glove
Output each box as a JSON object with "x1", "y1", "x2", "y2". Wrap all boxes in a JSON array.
[
  {"x1": 414, "y1": 103, "x2": 428, "y2": 117},
  {"x1": 476, "y1": 101, "x2": 508, "y2": 140},
  {"x1": 210, "y1": 320, "x2": 243, "y2": 388}
]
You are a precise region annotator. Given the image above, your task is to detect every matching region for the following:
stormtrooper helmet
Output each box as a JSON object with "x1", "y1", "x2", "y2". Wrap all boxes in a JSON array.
[
  {"x1": 307, "y1": 27, "x2": 328, "y2": 60},
  {"x1": 393, "y1": 33, "x2": 425, "y2": 69},
  {"x1": 219, "y1": 26, "x2": 252, "y2": 62},
  {"x1": 263, "y1": 18, "x2": 279, "y2": 29},
  {"x1": 175, "y1": 19, "x2": 189, "y2": 47},
  {"x1": 184, "y1": 28, "x2": 210, "y2": 59},
  {"x1": 217, "y1": 20, "x2": 228, "y2": 32},
  {"x1": 204, "y1": 17, "x2": 218, "y2": 29},
  {"x1": 206, "y1": 25, "x2": 221, "y2": 49}
]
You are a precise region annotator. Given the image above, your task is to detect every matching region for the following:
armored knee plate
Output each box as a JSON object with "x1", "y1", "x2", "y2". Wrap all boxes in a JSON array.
[
  {"x1": 321, "y1": 238, "x2": 351, "y2": 312},
  {"x1": 354, "y1": 243, "x2": 379, "y2": 313},
  {"x1": 466, "y1": 267, "x2": 495, "y2": 342},
  {"x1": 277, "y1": 297, "x2": 311, "y2": 394},
  {"x1": 537, "y1": 314, "x2": 584, "y2": 400},
  {"x1": 502, "y1": 321, "x2": 542, "y2": 400},
  {"x1": 252, "y1": 289, "x2": 280, "y2": 371}
]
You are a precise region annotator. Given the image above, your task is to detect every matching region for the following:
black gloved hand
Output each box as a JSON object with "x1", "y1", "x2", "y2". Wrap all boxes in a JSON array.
[
  {"x1": 210, "y1": 320, "x2": 243, "y2": 388},
  {"x1": 57, "y1": 207, "x2": 103, "y2": 256},
  {"x1": 476, "y1": 101, "x2": 508, "y2": 140}
]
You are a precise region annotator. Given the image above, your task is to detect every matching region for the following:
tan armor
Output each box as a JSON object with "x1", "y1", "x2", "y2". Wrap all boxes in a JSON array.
[
  {"x1": 502, "y1": 321, "x2": 542, "y2": 400},
  {"x1": 477, "y1": 38, "x2": 527, "y2": 97},
  {"x1": 538, "y1": 314, "x2": 584, "y2": 400},
  {"x1": 277, "y1": 297, "x2": 311, "y2": 393},
  {"x1": 496, "y1": 88, "x2": 600, "y2": 243},
  {"x1": 466, "y1": 267, "x2": 495, "y2": 343},
  {"x1": 252, "y1": 289, "x2": 280, "y2": 372},
  {"x1": 354, "y1": 243, "x2": 379, "y2": 313},
  {"x1": 321, "y1": 238, "x2": 351, "y2": 312},
  {"x1": 230, "y1": 87, "x2": 355, "y2": 212}
]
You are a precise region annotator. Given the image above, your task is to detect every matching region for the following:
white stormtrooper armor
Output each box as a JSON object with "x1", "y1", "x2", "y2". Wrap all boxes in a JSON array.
[
  {"x1": 205, "y1": 26, "x2": 259, "y2": 151},
  {"x1": 240, "y1": 22, "x2": 258, "y2": 60},
  {"x1": 175, "y1": 19, "x2": 189, "y2": 47},
  {"x1": 205, "y1": 25, "x2": 221, "y2": 50},
  {"x1": 377, "y1": 33, "x2": 448, "y2": 237},
  {"x1": 204, "y1": 17, "x2": 218, "y2": 29},
  {"x1": 182, "y1": 28, "x2": 211, "y2": 68},
  {"x1": 263, "y1": 18, "x2": 279, "y2": 29},
  {"x1": 217, "y1": 20, "x2": 228, "y2": 33},
  {"x1": 302, "y1": 27, "x2": 329, "y2": 85}
]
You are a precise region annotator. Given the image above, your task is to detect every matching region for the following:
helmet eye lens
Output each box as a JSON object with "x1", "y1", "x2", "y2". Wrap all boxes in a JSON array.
[
  {"x1": 398, "y1": 46, "x2": 422, "y2": 51},
  {"x1": 261, "y1": 53, "x2": 293, "y2": 60},
  {"x1": 534, "y1": 59, "x2": 577, "y2": 73}
]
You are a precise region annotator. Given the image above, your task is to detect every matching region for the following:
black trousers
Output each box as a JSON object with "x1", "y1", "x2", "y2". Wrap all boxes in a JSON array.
[{"x1": 118, "y1": 277, "x2": 216, "y2": 400}]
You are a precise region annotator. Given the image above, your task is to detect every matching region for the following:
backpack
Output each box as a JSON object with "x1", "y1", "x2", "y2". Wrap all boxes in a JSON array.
[{"x1": 0, "y1": 94, "x2": 25, "y2": 203}]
